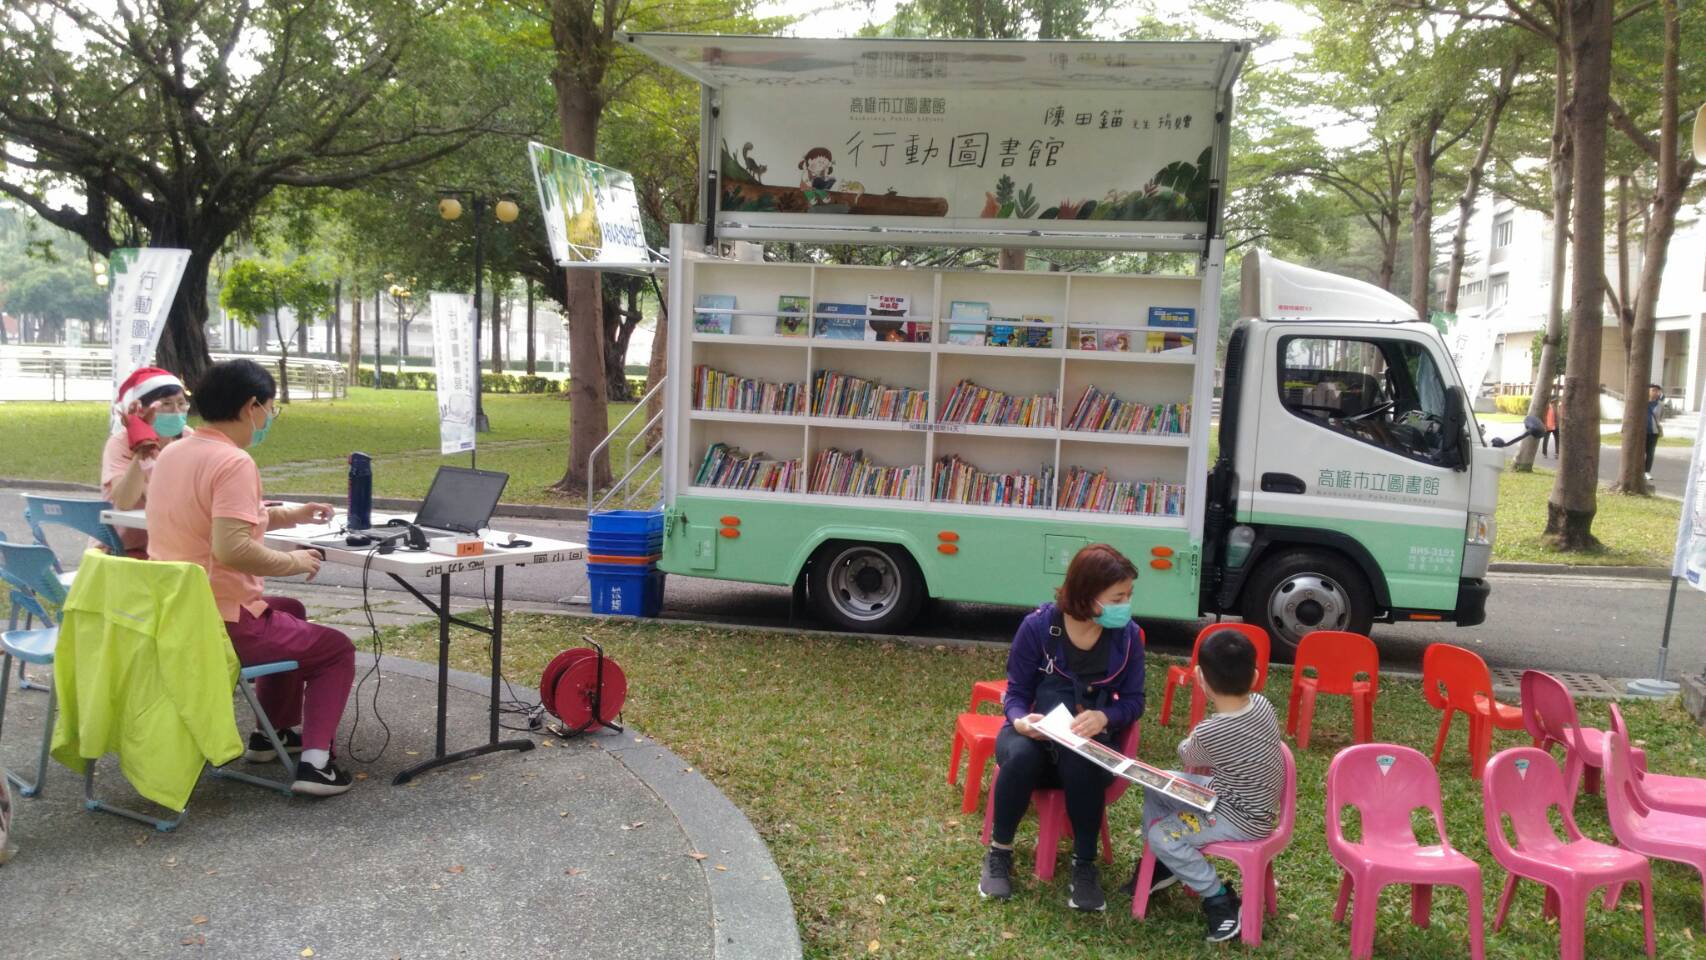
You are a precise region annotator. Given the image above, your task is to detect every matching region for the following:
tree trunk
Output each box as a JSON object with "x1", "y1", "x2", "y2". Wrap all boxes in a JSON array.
[
  {"x1": 1445, "y1": 62, "x2": 1518, "y2": 318},
  {"x1": 645, "y1": 276, "x2": 668, "y2": 450},
  {"x1": 525, "y1": 282, "x2": 537, "y2": 375},
  {"x1": 154, "y1": 248, "x2": 216, "y2": 386},
  {"x1": 1409, "y1": 114, "x2": 1442, "y2": 323},
  {"x1": 296, "y1": 309, "x2": 307, "y2": 356},
  {"x1": 998, "y1": 248, "x2": 1026, "y2": 271},
  {"x1": 1376, "y1": 217, "x2": 1399, "y2": 292},
  {"x1": 331, "y1": 277, "x2": 342, "y2": 358},
  {"x1": 1546, "y1": 0, "x2": 1613, "y2": 551},
  {"x1": 272, "y1": 298, "x2": 292, "y2": 404},
  {"x1": 1515, "y1": 38, "x2": 1572, "y2": 473},
  {"x1": 373, "y1": 287, "x2": 383, "y2": 388},
  {"x1": 348, "y1": 279, "x2": 363, "y2": 382},
  {"x1": 490, "y1": 281, "x2": 505, "y2": 374},
  {"x1": 604, "y1": 281, "x2": 639, "y2": 401}
]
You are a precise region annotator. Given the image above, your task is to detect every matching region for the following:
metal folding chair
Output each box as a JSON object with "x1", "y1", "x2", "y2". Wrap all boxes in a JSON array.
[{"x1": 20, "y1": 495, "x2": 125, "y2": 692}]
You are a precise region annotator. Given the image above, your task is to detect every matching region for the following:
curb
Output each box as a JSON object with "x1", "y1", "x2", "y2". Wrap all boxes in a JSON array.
[
  {"x1": 1488, "y1": 562, "x2": 1671, "y2": 580},
  {"x1": 0, "y1": 478, "x2": 591, "y2": 522},
  {"x1": 356, "y1": 650, "x2": 802, "y2": 960}
]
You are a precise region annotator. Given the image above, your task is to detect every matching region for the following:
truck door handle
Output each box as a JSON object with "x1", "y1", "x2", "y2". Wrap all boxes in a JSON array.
[{"x1": 1260, "y1": 472, "x2": 1306, "y2": 494}]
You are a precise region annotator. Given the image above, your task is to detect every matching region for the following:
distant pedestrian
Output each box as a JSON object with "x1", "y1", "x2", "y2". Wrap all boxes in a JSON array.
[
  {"x1": 1645, "y1": 383, "x2": 1664, "y2": 482},
  {"x1": 1542, "y1": 396, "x2": 1559, "y2": 459}
]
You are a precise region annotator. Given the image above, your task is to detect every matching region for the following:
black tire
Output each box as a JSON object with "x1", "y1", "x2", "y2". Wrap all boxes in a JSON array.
[
  {"x1": 807, "y1": 540, "x2": 926, "y2": 634},
  {"x1": 1239, "y1": 548, "x2": 1375, "y2": 662}
]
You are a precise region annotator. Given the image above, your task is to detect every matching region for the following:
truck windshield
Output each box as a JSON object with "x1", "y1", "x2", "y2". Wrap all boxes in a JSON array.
[{"x1": 1279, "y1": 335, "x2": 1455, "y2": 465}]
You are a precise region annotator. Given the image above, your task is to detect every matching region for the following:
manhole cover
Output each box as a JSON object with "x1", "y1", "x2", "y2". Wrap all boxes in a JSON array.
[{"x1": 1490, "y1": 668, "x2": 1622, "y2": 699}]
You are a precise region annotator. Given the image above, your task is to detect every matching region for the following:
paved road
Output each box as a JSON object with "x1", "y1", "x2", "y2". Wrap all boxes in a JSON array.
[
  {"x1": 1483, "y1": 421, "x2": 1693, "y2": 498},
  {"x1": 10, "y1": 487, "x2": 1703, "y2": 682}
]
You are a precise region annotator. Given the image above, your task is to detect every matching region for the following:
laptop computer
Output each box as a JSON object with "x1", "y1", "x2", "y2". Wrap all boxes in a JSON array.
[{"x1": 348, "y1": 466, "x2": 510, "y2": 538}]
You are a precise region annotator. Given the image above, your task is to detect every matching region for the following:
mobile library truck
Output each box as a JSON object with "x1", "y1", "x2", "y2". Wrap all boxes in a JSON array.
[{"x1": 622, "y1": 34, "x2": 1500, "y2": 656}]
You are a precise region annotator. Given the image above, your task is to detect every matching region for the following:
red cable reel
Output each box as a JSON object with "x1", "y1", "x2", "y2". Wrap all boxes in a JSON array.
[{"x1": 540, "y1": 642, "x2": 626, "y2": 734}]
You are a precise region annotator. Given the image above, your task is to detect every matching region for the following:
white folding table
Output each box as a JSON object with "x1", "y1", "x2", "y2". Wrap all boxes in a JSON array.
[{"x1": 102, "y1": 506, "x2": 587, "y2": 784}]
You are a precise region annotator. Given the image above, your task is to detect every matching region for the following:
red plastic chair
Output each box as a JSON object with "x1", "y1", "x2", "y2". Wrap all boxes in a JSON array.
[
  {"x1": 1483, "y1": 747, "x2": 1655, "y2": 960},
  {"x1": 969, "y1": 679, "x2": 1007, "y2": 713},
  {"x1": 948, "y1": 713, "x2": 1005, "y2": 813},
  {"x1": 1606, "y1": 703, "x2": 1706, "y2": 816},
  {"x1": 1131, "y1": 743, "x2": 1296, "y2": 945},
  {"x1": 1287, "y1": 630, "x2": 1378, "y2": 750},
  {"x1": 1604, "y1": 705, "x2": 1706, "y2": 930},
  {"x1": 1159, "y1": 622, "x2": 1270, "y2": 729},
  {"x1": 1521, "y1": 670, "x2": 1637, "y2": 810},
  {"x1": 1326, "y1": 743, "x2": 1486, "y2": 960},
  {"x1": 1422, "y1": 644, "x2": 1523, "y2": 777},
  {"x1": 980, "y1": 721, "x2": 1143, "y2": 881}
]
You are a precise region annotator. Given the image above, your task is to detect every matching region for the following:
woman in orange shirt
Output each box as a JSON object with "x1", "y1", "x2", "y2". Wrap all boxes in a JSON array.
[{"x1": 101, "y1": 367, "x2": 192, "y2": 557}]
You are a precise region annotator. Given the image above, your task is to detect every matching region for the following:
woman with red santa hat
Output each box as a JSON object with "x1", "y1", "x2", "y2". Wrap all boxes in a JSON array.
[{"x1": 101, "y1": 366, "x2": 192, "y2": 557}]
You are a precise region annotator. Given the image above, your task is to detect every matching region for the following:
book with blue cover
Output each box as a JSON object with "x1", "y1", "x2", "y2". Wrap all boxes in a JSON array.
[
  {"x1": 946, "y1": 300, "x2": 990, "y2": 345},
  {"x1": 695, "y1": 294, "x2": 735, "y2": 334},
  {"x1": 985, "y1": 321, "x2": 1020, "y2": 348},
  {"x1": 814, "y1": 301, "x2": 868, "y2": 340},
  {"x1": 1148, "y1": 306, "x2": 1196, "y2": 329}
]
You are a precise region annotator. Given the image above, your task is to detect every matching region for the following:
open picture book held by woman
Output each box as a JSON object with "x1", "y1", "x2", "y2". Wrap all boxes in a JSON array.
[{"x1": 1034, "y1": 704, "x2": 1218, "y2": 813}]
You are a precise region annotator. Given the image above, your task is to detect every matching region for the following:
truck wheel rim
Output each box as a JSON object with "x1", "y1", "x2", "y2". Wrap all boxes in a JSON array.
[
  {"x1": 828, "y1": 546, "x2": 901, "y2": 622},
  {"x1": 1268, "y1": 574, "x2": 1348, "y2": 645}
]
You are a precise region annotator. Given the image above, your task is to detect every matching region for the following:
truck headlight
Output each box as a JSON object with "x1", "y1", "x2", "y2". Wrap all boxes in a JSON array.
[{"x1": 1466, "y1": 512, "x2": 1494, "y2": 547}]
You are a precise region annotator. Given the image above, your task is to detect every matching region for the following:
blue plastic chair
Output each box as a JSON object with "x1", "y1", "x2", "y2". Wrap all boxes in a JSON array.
[
  {"x1": 0, "y1": 542, "x2": 66, "y2": 798},
  {"x1": 22, "y1": 494, "x2": 127, "y2": 560}
]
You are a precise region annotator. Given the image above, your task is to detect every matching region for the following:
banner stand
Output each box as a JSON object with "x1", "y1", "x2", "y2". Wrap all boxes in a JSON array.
[
  {"x1": 1632, "y1": 401, "x2": 1706, "y2": 696},
  {"x1": 1626, "y1": 576, "x2": 1681, "y2": 697}
]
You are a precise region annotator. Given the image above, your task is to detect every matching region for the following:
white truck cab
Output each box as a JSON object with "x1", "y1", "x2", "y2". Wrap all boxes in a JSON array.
[{"x1": 1202, "y1": 251, "x2": 1499, "y2": 653}]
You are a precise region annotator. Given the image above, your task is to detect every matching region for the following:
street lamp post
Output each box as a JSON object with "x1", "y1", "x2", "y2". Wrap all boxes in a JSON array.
[{"x1": 439, "y1": 192, "x2": 519, "y2": 434}]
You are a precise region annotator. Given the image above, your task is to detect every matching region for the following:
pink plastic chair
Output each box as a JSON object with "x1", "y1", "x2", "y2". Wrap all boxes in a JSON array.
[
  {"x1": 1604, "y1": 705, "x2": 1706, "y2": 930},
  {"x1": 1160, "y1": 622, "x2": 1271, "y2": 729},
  {"x1": 1520, "y1": 670, "x2": 1627, "y2": 809},
  {"x1": 1288, "y1": 630, "x2": 1379, "y2": 750},
  {"x1": 980, "y1": 720, "x2": 1142, "y2": 881},
  {"x1": 1422, "y1": 643, "x2": 1524, "y2": 777},
  {"x1": 1326, "y1": 743, "x2": 1486, "y2": 960},
  {"x1": 1606, "y1": 702, "x2": 1706, "y2": 817},
  {"x1": 1131, "y1": 742, "x2": 1296, "y2": 945},
  {"x1": 1483, "y1": 747, "x2": 1655, "y2": 960}
]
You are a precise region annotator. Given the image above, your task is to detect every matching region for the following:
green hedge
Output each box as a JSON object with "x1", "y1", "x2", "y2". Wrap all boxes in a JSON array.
[
  {"x1": 354, "y1": 367, "x2": 643, "y2": 396},
  {"x1": 1494, "y1": 395, "x2": 1533, "y2": 415}
]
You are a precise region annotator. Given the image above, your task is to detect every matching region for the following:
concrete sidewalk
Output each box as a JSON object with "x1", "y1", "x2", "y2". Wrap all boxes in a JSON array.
[{"x1": 0, "y1": 656, "x2": 800, "y2": 960}]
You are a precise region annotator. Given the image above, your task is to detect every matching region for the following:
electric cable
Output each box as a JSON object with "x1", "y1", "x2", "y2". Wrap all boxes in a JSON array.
[{"x1": 345, "y1": 540, "x2": 392, "y2": 763}]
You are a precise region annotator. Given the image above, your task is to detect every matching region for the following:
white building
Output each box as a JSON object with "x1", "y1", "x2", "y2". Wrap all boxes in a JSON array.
[{"x1": 1439, "y1": 194, "x2": 1706, "y2": 413}]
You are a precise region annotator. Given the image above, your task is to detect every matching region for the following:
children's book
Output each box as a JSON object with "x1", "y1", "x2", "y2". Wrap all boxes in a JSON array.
[
  {"x1": 694, "y1": 294, "x2": 735, "y2": 334},
  {"x1": 775, "y1": 295, "x2": 809, "y2": 337},
  {"x1": 1022, "y1": 316, "x2": 1054, "y2": 349},
  {"x1": 1034, "y1": 704, "x2": 1218, "y2": 813},
  {"x1": 946, "y1": 300, "x2": 990, "y2": 345},
  {"x1": 1098, "y1": 329, "x2": 1131, "y2": 353},
  {"x1": 1149, "y1": 306, "x2": 1197, "y2": 329},
  {"x1": 985, "y1": 320, "x2": 1020, "y2": 348},
  {"x1": 1075, "y1": 330, "x2": 1099, "y2": 351},
  {"x1": 866, "y1": 293, "x2": 911, "y2": 342},
  {"x1": 814, "y1": 301, "x2": 868, "y2": 340},
  {"x1": 1145, "y1": 331, "x2": 1196, "y2": 354}
]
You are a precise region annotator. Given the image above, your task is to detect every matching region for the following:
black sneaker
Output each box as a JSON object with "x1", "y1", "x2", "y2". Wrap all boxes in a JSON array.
[
  {"x1": 1068, "y1": 858, "x2": 1106, "y2": 912},
  {"x1": 1119, "y1": 857, "x2": 1180, "y2": 899},
  {"x1": 979, "y1": 847, "x2": 1014, "y2": 900},
  {"x1": 1203, "y1": 885, "x2": 1242, "y2": 943},
  {"x1": 291, "y1": 759, "x2": 354, "y2": 797},
  {"x1": 244, "y1": 728, "x2": 303, "y2": 763}
]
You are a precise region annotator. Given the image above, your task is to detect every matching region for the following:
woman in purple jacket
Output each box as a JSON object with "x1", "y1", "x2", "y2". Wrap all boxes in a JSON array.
[{"x1": 979, "y1": 543, "x2": 1146, "y2": 912}]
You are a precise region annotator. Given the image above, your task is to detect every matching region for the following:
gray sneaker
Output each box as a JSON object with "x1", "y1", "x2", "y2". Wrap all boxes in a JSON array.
[
  {"x1": 979, "y1": 847, "x2": 1014, "y2": 900},
  {"x1": 1068, "y1": 858, "x2": 1106, "y2": 912}
]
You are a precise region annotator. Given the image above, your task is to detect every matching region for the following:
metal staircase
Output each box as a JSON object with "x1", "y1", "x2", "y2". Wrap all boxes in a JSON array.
[{"x1": 587, "y1": 376, "x2": 667, "y2": 513}]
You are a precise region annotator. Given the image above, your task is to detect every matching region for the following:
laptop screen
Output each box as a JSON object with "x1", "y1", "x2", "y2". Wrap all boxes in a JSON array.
[{"x1": 414, "y1": 466, "x2": 509, "y2": 534}]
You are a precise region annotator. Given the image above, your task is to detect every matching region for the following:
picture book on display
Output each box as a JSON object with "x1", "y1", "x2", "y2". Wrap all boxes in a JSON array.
[
  {"x1": 866, "y1": 294, "x2": 927, "y2": 343},
  {"x1": 775, "y1": 295, "x2": 809, "y2": 337},
  {"x1": 1098, "y1": 329, "x2": 1132, "y2": 353},
  {"x1": 946, "y1": 300, "x2": 990, "y2": 345},
  {"x1": 1076, "y1": 330, "x2": 1099, "y2": 351},
  {"x1": 1149, "y1": 306, "x2": 1197, "y2": 329},
  {"x1": 814, "y1": 301, "x2": 868, "y2": 340},
  {"x1": 694, "y1": 294, "x2": 735, "y2": 334},
  {"x1": 985, "y1": 320, "x2": 1020, "y2": 348},
  {"x1": 1145, "y1": 331, "x2": 1195, "y2": 354},
  {"x1": 1022, "y1": 316, "x2": 1054, "y2": 349},
  {"x1": 1034, "y1": 705, "x2": 1217, "y2": 813}
]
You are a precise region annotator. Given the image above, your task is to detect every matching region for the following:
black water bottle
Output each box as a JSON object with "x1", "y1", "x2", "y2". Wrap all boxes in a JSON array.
[{"x1": 348, "y1": 452, "x2": 373, "y2": 531}]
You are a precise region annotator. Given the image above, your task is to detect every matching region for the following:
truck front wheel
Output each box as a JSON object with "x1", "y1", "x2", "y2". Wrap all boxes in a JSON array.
[
  {"x1": 808, "y1": 541, "x2": 926, "y2": 634},
  {"x1": 1240, "y1": 549, "x2": 1375, "y2": 660}
]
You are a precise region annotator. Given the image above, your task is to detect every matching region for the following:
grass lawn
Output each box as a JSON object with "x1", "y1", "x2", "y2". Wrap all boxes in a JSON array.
[
  {"x1": 1494, "y1": 467, "x2": 1679, "y2": 567},
  {"x1": 381, "y1": 614, "x2": 1706, "y2": 960},
  {"x1": 0, "y1": 388, "x2": 648, "y2": 505}
]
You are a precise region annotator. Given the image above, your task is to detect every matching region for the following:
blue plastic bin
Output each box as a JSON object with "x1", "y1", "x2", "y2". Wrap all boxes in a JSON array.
[
  {"x1": 588, "y1": 564, "x2": 665, "y2": 617},
  {"x1": 587, "y1": 535, "x2": 664, "y2": 557},
  {"x1": 588, "y1": 510, "x2": 665, "y2": 536}
]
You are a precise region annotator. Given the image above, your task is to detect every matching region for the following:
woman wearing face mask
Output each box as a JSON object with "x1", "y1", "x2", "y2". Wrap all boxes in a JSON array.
[
  {"x1": 147, "y1": 359, "x2": 357, "y2": 797},
  {"x1": 101, "y1": 367, "x2": 193, "y2": 557},
  {"x1": 978, "y1": 543, "x2": 1146, "y2": 912}
]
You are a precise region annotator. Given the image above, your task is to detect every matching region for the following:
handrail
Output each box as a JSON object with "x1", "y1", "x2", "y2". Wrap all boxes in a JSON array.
[{"x1": 588, "y1": 376, "x2": 667, "y2": 512}]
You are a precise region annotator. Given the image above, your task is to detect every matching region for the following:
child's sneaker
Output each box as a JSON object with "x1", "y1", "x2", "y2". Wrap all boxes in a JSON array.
[
  {"x1": 1068, "y1": 859, "x2": 1106, "y2": 912},
  {"x1": 1203, "y1": 885, "x2": 1241, "y2": 942},
  {"x1": 1117, "y1": 858, "x2": 1179, "y2": 898},
  {"x1": 978, "y1": 847, "x2": 1014, "y2": 900}
]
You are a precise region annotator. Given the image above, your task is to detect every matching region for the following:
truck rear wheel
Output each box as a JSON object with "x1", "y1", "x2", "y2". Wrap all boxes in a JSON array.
[
  {"x1": 808, "y1": 541, "x2": 925, "y2": 634},
  {"x1": 1240, "y1": 549, "x2": 1375, "y2": 660}
]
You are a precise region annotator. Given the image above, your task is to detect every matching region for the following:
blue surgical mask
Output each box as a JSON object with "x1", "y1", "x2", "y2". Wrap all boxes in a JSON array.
[
  {"x1": 153, "y1": 411, "x2": 188, "y2": 438},
  {"x1": 1094, "y1": 601, "x2": 1133, "y2": 630},
  {"x1": 249, "y1": 406, "x2": 276, "y2": 447}
]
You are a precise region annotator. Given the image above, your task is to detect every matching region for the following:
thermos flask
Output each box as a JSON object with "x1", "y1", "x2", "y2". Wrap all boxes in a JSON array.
[{"x1": 348, "y1": 452, "x2": 373, "y2": 531}]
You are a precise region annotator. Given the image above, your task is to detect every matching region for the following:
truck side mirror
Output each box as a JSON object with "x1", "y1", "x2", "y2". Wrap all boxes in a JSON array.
[
  {"x1": 1443, "y1": 385, "x2": 1470, "y2": 470},
  {"x1": 1523, "y1": 414, "x2": 1544, "y2": 436}
]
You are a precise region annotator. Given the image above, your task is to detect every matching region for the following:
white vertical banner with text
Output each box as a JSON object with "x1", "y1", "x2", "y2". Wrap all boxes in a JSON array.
[
  {"x1": 430, "y1": 292, "x2": 478, "y2": 455},
  {"x1": 108, "y1": 247, "x2": 190, "y2": 425},
  {"x1": 1673, "y1": 404, "x2": 1706, "y2": 592}
]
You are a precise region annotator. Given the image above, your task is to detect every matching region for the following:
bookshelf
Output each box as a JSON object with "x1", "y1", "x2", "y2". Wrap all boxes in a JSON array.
[{"x1": 674, "y1": 256, "x2": 1211, "y2": 524}]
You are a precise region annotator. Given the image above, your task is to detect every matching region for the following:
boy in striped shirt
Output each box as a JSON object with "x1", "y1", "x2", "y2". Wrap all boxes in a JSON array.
[{"x1": 1124, "y1": 629, "x2": 1285, "y2": 942}]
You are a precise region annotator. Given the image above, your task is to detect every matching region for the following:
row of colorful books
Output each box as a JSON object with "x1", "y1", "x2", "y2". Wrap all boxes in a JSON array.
[
  {"x1": 1071, "y1": 330, "x2": 1195, "y2": 354},
  {"x1": 1064, "y1": 387, "x2": 1191, "y2": 435},
  {"x1": 694, "y1": 293, "x2": 1196, "y2": 346},
  {"x1": 1058, "y1": 467, "x2": 1187, "y2": 516},
  {"x1": 938, "y1": 379, "x2": 1057, "y2": 428},
  {"x1": 808, "y1": 447, "x2": 925, "y2": 500},
  {"x1": 693, "y1": 442, "x2": 802, "y2": 491},
  {"x1": 811, "y1": 370, "x2": 929, "y2": 421},
  {"x1": 931, "y1": 456, "x2": 1056, "y2": 508},
  {"x1": 692, "y1": 365, "x2": 807, "y2": 416}
]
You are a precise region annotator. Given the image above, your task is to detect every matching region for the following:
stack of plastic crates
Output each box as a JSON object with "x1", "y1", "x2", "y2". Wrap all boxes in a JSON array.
[{"x1": 586, "y1": 510, "x2": 665, "y2": 617}]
